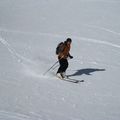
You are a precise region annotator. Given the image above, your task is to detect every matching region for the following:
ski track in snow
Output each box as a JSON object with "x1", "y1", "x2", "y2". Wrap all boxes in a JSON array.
[
  {"x1": 85, "y1": 24, "x2": 120, "y2": 36},
  {"x1": 0, "y1": 110, "x2": 48, "y2": 120},
  {"x1": 0, "y1": 33, "x2": 34, "y2": 65},
  {"x1": 0, "y1": 27, "x2": 120, "y2": 50},
  {"x1": 0, "y1": 110, "x2": 83, "y2": 120},
  {"x1": 74, "y1": 36, "x2": 120, "y2": 49},
  {"x1": 0, "y1": 111, "x2": 32, "y2": 120}
]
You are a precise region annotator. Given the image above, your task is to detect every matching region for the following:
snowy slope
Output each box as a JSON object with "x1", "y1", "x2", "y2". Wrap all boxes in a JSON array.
[{"x1": 0, "y1": 0, "x2": 120, "y2": 120}]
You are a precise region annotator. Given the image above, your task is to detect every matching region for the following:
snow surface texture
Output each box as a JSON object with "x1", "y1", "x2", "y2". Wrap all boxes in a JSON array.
[{"x1": 0, "y1": 0, "x2": 120, "y2": 120}]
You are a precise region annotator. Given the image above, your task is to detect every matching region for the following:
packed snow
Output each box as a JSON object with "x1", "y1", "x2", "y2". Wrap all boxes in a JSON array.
[{"x1": 0, "y1": 0, "x2": 120, "y2": 120}]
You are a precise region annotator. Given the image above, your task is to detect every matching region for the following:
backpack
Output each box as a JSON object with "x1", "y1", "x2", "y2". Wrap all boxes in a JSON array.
[{"x1": 56, "y1": 42, "x2": 64, "y2": 55}]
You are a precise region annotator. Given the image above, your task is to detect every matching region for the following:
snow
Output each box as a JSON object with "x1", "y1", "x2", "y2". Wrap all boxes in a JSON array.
[{"x1": 0, "y1": 0, "x2": 120, "y2": 120}]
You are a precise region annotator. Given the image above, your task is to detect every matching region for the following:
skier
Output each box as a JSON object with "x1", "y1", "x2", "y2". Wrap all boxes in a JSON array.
[{"x1": 56, "y1": 38, "x2": 73, "y2": 79}]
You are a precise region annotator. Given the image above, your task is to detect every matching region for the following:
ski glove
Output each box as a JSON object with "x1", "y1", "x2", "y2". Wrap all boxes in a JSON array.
[{"x1": 69, "y1": 55, "x2": 73, "y2": 59}]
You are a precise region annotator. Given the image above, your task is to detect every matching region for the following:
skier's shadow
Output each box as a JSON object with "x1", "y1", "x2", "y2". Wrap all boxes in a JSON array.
[{"x1": 68, "y1": 68, "x2": 106, "y2": 77}]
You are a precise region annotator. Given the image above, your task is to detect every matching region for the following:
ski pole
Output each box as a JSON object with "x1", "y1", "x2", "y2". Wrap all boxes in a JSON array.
[
  {"x1": 43, "y1": 61, "x2": 59, "y2": 75},
  {"x1": 52, "y1": 64, "x2": 59, "y2": 70}
]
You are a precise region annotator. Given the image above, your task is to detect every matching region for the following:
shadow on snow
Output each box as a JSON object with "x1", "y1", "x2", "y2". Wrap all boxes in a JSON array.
[{"x1": 68, "y1": 68, "x2": 106, "y2": 77}]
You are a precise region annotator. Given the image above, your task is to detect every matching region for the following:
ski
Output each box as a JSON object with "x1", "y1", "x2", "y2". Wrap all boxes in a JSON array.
[
  {"x1": 56, "y1": 76, "x2": 84, "y2": 83},
  {"x1": 66, "y1": 77, "x2": 84, "y2": 83},
  {"x1": 62, "y1": 78, "x2": 80, "y2": 83}
]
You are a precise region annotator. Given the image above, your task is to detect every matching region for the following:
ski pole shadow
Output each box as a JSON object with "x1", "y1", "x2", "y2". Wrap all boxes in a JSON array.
[{"x1": 68, "y1": 68, "x2": 106, "y2": 77}]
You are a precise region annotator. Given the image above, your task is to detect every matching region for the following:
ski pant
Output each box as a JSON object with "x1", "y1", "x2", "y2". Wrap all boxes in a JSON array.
[{"x1": 57, "y1": 58, "x2": 68, "y2": 73}]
